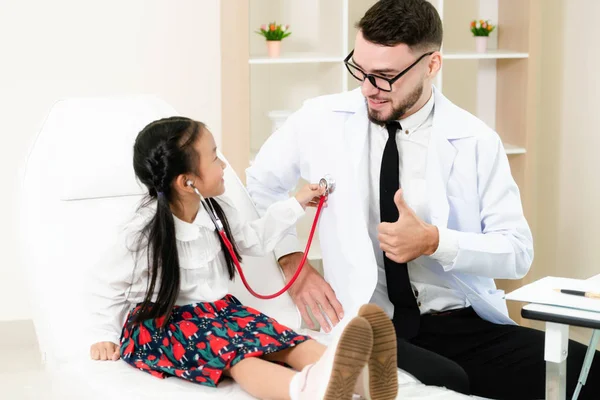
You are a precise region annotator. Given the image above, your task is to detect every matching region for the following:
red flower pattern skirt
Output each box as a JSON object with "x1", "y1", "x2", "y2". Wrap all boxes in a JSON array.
[{"x1": 119, "y1": 294, "x2": 310, "y2": 387}]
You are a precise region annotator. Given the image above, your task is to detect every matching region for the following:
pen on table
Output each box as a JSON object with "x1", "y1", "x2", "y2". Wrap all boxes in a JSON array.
[{"x1": 554, "y1": 288, "x2": 600, "y2": 299}]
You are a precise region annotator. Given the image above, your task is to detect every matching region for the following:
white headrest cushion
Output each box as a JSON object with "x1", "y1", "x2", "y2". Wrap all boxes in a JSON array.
[{"x1": 39, "y1": 95, "x2": 180, "y2": 201}]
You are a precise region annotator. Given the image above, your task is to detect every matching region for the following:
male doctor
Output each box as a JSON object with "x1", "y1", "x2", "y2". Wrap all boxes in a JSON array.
[{"x1": 246, "y1": 0, "x2": 599, "y2": 398}]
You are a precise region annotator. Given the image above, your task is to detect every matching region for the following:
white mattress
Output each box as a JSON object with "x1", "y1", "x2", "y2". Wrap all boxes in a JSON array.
[
  {"x1": 43, "y1": 329, "x2": 475, "y2": 400},
  {"x1": 46, "y1": 360, "x2": 474, "y2": 400}
]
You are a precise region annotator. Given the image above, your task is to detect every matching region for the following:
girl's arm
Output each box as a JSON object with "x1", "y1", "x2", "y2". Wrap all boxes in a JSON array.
[
  {"x1": 87, "y1": 213, "x2": 148, "y2": 347},
  {"x1": 216, "y1": 184, "x2": 324, "y2": 257}
]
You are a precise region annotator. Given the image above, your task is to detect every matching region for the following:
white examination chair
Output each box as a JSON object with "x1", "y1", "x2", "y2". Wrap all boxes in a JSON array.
[{"x1": 20, "y1": 96, "x2": 476, "y2": 399}]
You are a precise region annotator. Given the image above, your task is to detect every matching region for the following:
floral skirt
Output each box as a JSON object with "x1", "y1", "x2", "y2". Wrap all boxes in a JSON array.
[{"x1": 120, "y1": 294, "x2": 310, "y2": 387}]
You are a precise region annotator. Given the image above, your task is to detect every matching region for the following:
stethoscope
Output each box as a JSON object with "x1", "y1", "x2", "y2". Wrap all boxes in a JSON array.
[{"x1": 186, "y1": 175, "x2": 335, "y2": 299}]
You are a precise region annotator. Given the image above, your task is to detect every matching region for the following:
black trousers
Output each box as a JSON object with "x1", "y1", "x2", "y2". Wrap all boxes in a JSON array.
[{"x1": 395, "y1": 307, "x2": 600, "y2": 399}]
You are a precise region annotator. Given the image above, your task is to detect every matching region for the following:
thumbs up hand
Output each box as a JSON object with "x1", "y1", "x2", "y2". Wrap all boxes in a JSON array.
[{"x1": 377, "y1": 189, "x2": 440, "y2": 263}]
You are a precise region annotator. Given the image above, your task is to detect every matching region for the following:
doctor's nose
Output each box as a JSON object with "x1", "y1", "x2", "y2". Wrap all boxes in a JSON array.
[{"x1": 361, "y1": 77, "x2": 380, "y2": 98}]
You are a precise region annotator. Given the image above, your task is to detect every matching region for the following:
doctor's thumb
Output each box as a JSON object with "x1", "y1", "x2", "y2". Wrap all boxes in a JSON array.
[{"x1": 394, "y1": 189, "x2": 408, "y2": 212}]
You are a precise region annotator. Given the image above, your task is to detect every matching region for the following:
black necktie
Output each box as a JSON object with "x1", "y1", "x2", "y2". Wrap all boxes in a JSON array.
[{"x1": 380, "y1": 121, "x2": 420, "y2": 339}]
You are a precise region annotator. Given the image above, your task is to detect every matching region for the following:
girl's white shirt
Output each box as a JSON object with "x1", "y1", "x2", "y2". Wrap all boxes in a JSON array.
[{"x1": 88, "y1": 195, "x2": 304, "y2": 345}]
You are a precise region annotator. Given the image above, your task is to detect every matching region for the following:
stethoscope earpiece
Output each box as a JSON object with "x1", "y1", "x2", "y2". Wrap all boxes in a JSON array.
[
  {"x1": 187, "y1": 179, "x2": 203, "y2": 198},
  {"x1": 188, "y1": 179, "x2": 224, "y2": 232}
]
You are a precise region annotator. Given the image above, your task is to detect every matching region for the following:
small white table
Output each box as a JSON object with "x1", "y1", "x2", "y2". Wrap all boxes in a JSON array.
[{"x1": 521, "y1": 274, "x2": 600, "y2": 400}]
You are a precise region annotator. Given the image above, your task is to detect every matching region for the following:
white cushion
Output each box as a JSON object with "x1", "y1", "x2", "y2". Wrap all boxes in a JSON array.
[
  {"x1": 40, "y1": 95, "x2": 178, "y2": 201},
  {"x1": 20, "y1": 96, "x2": 300, "y2": 369}
]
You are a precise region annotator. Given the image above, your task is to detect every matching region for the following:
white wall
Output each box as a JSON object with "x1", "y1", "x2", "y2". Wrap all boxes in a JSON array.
[
  {"x1": 0, "y1": 0, "x2": 221, "y2": 321},
  {"x1": 552, "y1": 0, "x2": 600, "y2": 279},
  {"x1": 533, "y1": 0, "x2": 600, "y2": 282}
]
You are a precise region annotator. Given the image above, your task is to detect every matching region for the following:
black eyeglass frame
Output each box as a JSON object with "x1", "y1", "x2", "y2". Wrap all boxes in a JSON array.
[{"x1": 344, "y1": 49, "x2": 435, "y2": 92}]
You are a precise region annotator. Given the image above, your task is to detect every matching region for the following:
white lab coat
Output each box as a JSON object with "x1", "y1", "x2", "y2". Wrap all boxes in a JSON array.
[{"x1": 246, "y1": 87, "x2": 534, "y2": 329}]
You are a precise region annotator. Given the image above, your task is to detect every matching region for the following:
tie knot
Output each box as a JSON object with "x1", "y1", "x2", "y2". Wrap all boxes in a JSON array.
[{"x1": 386, "y1": 121, "x2": 402, "y2": 137}]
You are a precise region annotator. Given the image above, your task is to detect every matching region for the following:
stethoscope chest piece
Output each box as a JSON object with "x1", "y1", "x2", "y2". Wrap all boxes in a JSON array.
[{"x1": 319, "y1": 174, "x2": 336, "y2": 195}]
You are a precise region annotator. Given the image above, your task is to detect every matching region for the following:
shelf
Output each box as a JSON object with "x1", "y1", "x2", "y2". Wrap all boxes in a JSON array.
[
  {"x1": 248, "y1": 50, "x2": 528, "y2": 65},
  {"x1": 249, "y1": 54, "x2": 344, "y2": 65},
  {"x1": 504, "y1": 143, "x2": 526, "y2": 155},
  {"x1": 443, "y1": 50, "x2": 529, "y2": 60}
]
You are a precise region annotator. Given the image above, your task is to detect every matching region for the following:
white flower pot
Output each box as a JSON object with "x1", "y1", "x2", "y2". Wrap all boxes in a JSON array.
[
  {"x1": 475, "y1": 36, "x2": 488, "y2": 53},
  {"x1": 266, "y1": 40, "x2": 281, "y2": 58}
]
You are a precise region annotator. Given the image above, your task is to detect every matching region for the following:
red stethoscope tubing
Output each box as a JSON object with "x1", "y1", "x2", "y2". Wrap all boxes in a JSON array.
[{"x1": 218, "y1": 196, "x2": 326, "y2": 299}]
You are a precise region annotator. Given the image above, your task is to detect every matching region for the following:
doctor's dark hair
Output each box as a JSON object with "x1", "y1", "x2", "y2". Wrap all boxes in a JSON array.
[
  {"x1": 130, "y1": 116, "x2": 241, "y2": 327},
  {"x1": 357, "y1": 0, "x2": 443, "y2": 51}
]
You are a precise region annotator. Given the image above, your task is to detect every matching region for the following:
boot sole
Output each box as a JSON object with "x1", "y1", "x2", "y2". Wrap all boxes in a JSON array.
[
  {"x1": 358, "y1": 304, "x2": 399, "y2": 400},
  {"x1": 323, "y1": 317, "x2": 374, "y2": 400}
]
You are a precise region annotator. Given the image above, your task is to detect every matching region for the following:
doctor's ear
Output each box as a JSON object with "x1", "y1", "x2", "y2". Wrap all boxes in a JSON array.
[{"x1": 427, "y1": 51, "x2": 442, "y2": 77}]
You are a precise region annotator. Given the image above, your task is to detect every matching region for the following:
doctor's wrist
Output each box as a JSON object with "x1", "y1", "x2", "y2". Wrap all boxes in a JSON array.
[
  {"x1": 278, "y1": 252, "x2": 304, "y2": 278},
  {"x1": 423, "y1": 224, "x2": 440, "y2": 256}
]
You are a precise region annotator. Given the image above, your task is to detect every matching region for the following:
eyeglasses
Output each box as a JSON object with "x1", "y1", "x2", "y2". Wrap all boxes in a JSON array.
[{"x1": 344, "y1": 49, "x2": 435, "y2": 92}]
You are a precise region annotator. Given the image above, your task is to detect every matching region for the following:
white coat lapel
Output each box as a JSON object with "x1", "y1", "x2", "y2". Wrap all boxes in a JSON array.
[
  {"x1": 427, "y1": 89, "x2": 457, "y2": 227},
  {"x1": 426, "y1": 87, "x2": 477, "y2": 227},
  {"x1": 426, "y1": 128, "x2": 454, "y2": 227},
  {"x1": 339, "y1": 95, "x2": 370, "y2": 222}
]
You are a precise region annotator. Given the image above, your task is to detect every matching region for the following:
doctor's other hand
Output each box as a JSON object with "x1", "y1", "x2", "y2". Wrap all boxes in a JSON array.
[
  {"x1": 378, "y1": 189, "x2": 440, "y2": 263},
  {"x1": 294, "y1": 183, "x2": 327, "y2": 210},
  {"x1": 90, "y1": 341, "x2": 121, "y2": 361},
  {"x1": 278, "y1": 252, "x2": 344, "y2": 332}
]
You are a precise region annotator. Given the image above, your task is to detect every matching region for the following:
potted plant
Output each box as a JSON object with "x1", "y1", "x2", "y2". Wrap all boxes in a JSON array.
[
  {"x1": 470, "y1": 20, "x2": 496, "y2": 53},
  {"x1": 256, "y1": 22, "x2": 291, "y2": 58}
]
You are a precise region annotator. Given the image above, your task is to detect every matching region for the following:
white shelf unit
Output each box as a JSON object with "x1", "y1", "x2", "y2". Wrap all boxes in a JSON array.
[
  {"x1": 432, "y1": 0, "x2": 529, "y2": 146},
  {"x1": 249, "y1": 50, "x2": 529, "y2": 65},
  {"x1": 248, "y1": 0, "x2": 355, "y2": 158}
]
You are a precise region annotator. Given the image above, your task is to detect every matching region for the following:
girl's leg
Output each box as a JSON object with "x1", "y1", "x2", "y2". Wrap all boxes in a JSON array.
[
  {"x1": 263, "y1": 339, "x2": 326, "y2": 371},
  {"x1": 228, "y1": 317, "x2": 373, "y2": 400},
  {"x1": 226, "y1": 358, "x2": 295, "y2": 400}
]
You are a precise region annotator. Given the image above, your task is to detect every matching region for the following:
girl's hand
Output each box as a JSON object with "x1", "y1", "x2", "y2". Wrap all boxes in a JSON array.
[
  {"x1": 90, "y1": 341, "x2": 121, "y2": 361},
  {"x1": 295, "y1": 184, "x2": 327, "y2": 210}
]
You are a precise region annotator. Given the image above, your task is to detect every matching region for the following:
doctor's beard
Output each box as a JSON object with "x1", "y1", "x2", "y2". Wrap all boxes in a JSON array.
[{"x1": 366, "y1": 81, "x2": 424, "y2": 125}]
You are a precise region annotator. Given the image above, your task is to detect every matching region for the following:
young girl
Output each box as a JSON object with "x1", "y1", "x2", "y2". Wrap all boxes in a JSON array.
[{"x1": 88, "y1": 117, "x2": 395, "y2": 400}]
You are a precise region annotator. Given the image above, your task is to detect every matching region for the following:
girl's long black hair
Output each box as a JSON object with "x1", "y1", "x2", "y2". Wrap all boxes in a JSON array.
[{"x1": 130, "y1": 117, "x2": 241, "y2": 327}]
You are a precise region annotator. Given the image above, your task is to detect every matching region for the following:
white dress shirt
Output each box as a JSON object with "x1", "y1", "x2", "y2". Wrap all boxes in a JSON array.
[
  {"x1": 88, "y1": 196, "x2": 304, "y2": 345},
  {"x1": 367, "y1": 91, "x2": 470, "y2": 318}
]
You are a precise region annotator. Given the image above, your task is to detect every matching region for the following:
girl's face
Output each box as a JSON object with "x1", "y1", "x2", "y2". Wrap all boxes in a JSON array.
[{"x1": 190, "y1": 128, "x2": 226, "y2": 198}]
